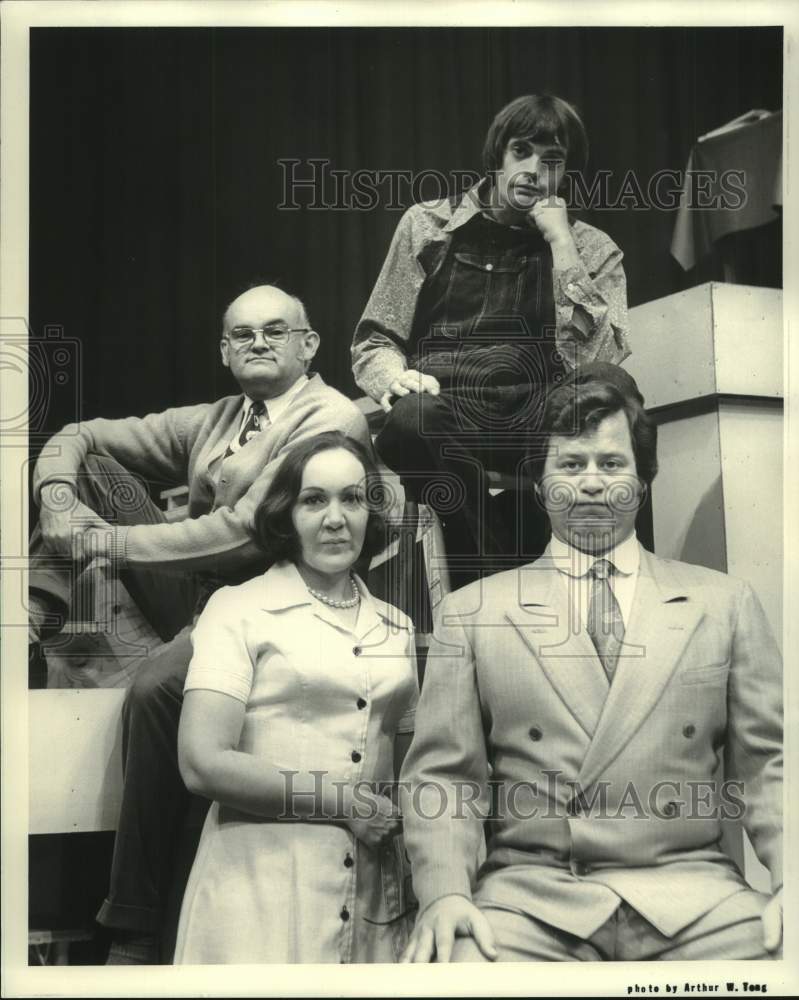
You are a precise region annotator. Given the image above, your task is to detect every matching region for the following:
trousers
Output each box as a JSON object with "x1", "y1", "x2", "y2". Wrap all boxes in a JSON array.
[
  {"x1": 451, "y1": 889, "x2": 772, "y2": 962},
  {"x1": 29, "y1": 453, "x2": 198, "y2": 642},
  {"x1": 96, "y1": 628, "x2": 200, "y2": 935},
  {"x1": 375, "y1": 389, "x2": 550, "y2": 590},
  {"x1": 30, "y1": 455, "x2": 209, "y2": 936}
]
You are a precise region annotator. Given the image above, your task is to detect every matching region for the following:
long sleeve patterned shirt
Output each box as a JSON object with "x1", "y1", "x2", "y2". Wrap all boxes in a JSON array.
[{"x1": 351, "y1": 181, "x2": 630, "y2": 402}]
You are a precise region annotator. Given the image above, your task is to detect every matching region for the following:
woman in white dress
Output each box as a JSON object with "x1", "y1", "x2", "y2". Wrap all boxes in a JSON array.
[{"x1": 173, "y1": 431, "x2": 418, "y2": 964}]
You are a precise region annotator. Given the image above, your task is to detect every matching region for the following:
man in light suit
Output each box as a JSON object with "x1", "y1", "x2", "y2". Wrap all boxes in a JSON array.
[
  {"x1": 399, "y1": 363, "x2": 782, "y2": 962},
  {"x1": 29, "y1": 284, "x2": 371, "y2": 961}
]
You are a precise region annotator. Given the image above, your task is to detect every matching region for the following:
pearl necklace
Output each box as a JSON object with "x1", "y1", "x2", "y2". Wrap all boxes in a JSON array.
[{"x1": 307, "y1": 575, "x2": 361, "y2": 609}]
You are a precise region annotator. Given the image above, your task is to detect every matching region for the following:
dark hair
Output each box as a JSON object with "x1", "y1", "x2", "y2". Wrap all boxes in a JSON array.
[
  {"x1": 528, "y1": 366, "x2": 658, "y2": 486},
  {"x1": 482, "y1": 94, "x2": 589, "y2": 180},
  {"x1": 254, "y1": 431, "x2": 386, "y2": 564}
]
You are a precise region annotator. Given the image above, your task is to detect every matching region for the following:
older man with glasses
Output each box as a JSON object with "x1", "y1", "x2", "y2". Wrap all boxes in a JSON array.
[{"x1": 29, "y1": 284, "x2": 371, "y2": 963}]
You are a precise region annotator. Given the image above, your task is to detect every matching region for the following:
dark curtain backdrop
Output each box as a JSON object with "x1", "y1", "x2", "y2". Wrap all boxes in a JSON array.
[{"x1": 30, "y1": 26, "x2": 782, "y2": 442}]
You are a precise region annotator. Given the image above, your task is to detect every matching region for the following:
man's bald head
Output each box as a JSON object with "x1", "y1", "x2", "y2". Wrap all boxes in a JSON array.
[
  {"x1": 220, "y1": 285, "x2": 319, "y2": 401},
  {"x1": 222, "y1": 285, "x2": 310, "y2": 335}
]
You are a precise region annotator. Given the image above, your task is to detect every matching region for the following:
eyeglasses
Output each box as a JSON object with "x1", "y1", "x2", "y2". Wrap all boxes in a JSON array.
[{"x1": 226, "y1": 324, "x2": 311, "y2": 349}]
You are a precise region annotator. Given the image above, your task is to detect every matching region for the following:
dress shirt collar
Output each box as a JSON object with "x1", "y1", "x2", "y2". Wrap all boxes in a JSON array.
[
  {"x1": 243, "y1": 374, "x2": 309, "y2": 425},
  {"x1": 549, "y1": 530, "x2": 640, "y2": 579},
  {"x1": 258, "y1": 560, "x2": 413, "y2": 634}
]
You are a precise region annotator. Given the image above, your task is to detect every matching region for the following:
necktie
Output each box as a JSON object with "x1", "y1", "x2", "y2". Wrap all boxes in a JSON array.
[
  {"x1": 587, "y1": 558, "x2": 625, "y2": 683},
  {"x1": 224, "y1": 401, "x2": 268, "y2": 460},
  {"x1": 238, "y1": 400, "x2": 267, "y2": 447}
]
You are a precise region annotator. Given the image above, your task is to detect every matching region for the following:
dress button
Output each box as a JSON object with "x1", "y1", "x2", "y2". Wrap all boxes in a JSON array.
[
  {"x1": 485, "y1": 263, "x2": 494, "y2": 271},
  {"x1": 356, "y1": 697, "x2": 367, "y2": 710},
  {"x1": 353, "y1": 646, "x2": 362, "y2": 656},
  {"x1": 683, "y1": 723, "x2": 696, "y2": 738},
  {"x1": 344, "y1": 854, "x2": 354, "y2": 868},
  {"x1": 340, "y1": 906, "x2": 350, "y2": 922},
  {"x1": 529, "y1": 726, "x2": 542, "y2": 742},
  {"x1": 573, "y1": 861, "x2": 590, "y2": 877},
  {"x1": 351, "y1": 750, "x2": 362, "y2": 763}
]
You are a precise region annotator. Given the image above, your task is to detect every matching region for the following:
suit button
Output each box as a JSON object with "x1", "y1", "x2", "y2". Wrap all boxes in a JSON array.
[
  {"x1": 340, "y1": 906, "x2": 350, "y2": 921},
  {"x1": 344, "y1": 854, "x2": 354, "y2": 868},
  {"x1": 356, "y1": 697, "x2": 367, "y2": 710},
  {"x1": 353, "y1": 646, "x2": 362, "y2": 656},
  {"x1": 351, "y1": 751, "x2": 362, "y2": 763},
  {"x1": 485, "y1": 263, "x2": 494, "y2": 272},
  {"x1": 572, "y1": 861, "x2": 590, "y2": 877},
  {"x1": 683, "y1": 724, "x2": 696, "y2": 738},
  {"x1": 529, "y1": 726, "x2": 542, "y2": 741}
]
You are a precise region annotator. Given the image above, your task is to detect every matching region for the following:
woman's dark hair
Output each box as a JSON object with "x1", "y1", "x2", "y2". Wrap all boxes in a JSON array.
[
  {"x1": 254, "y1": 431, "x2": 386, "y2": 565},
  {"x1": 482, "y1": 94, "x2": 589, "y2": 180},
  {"x1": 528, "y1": 366, "x2": 658, "y2": 487}
]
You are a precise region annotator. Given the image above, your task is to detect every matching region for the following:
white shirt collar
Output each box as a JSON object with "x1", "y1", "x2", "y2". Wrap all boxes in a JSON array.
[
  {"x1": 549, "y1": 530, "x2": 640, "y2": 579},
  {"x1": 245, "y1": 373, "x2": 309, "y2": 425},
  {"x1": 257, "y1": 560, "x2": 413, "y2": 636}
]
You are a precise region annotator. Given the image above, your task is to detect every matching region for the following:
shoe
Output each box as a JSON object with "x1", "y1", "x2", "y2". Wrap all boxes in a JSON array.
[{"x1": 28, "y1": 589, "x2": 68, "y2": 642}]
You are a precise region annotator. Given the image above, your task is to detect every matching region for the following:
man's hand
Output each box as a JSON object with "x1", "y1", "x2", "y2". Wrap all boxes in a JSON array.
[
  {"x1": 379, "y1": 370, "x2": 441, "y2": 413},
  {"x1": 38, "y1": 483, "x2": 112, "y2": 558},
  {"x1": 400, "y1": 894, "x2": 497, "y2": 963},
  {"x1": 528, "y1": 195, "x2": 572, "y2": 246},
  {"x1": 345, "y1": 788, "x2": 402, "y2": 850},
  {"x1": 762, "y1": 888, "x2": 783, "y2": 955}
]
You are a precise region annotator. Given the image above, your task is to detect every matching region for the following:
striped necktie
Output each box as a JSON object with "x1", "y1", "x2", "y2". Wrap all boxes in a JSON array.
[{"x1": 587, "y1": 558, "x2": 624, "y2": 683}]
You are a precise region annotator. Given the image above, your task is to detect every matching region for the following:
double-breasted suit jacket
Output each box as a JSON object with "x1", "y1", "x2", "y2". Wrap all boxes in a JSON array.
[{"x1": 400, "y1": 544, "x2": 782, "y2": 940}]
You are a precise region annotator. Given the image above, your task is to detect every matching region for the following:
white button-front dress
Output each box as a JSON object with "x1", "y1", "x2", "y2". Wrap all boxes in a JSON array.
[{"x1": 173, "y1": 560, "x2": 418, "y2": 965}]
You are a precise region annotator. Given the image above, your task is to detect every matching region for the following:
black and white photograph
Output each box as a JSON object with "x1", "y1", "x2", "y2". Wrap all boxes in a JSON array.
[{"x1": 1, "y1": 1, "x2": 796, "y2": 995}]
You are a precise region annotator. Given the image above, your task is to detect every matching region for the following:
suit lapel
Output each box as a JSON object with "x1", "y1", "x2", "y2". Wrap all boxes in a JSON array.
[
  {"x1": 576, "y1": 548, "x2": 704, "y2": 789},
  {"x1": 505, "y1": 564, "x2": 610, "y2": 739}
]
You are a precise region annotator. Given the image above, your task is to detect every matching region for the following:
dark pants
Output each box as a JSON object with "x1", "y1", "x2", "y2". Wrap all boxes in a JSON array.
[
  {"x1": 30, "y1": 456, "x2": 205, "y2": 936},
  {"x1": 96, "y1": 628, "x2": 199, "y2": 935},
  {"x1": 376, "y1": 390, "x2": 548, "y2": 589}
]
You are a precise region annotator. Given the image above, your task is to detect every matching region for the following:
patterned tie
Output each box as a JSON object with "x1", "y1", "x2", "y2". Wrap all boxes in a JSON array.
[
  {"x1": 586, "y1": 558, "x2": 625, "y2": 683},
  {"x1": 238, "y1": 400, "x2": 268, "y2": 447},
  {"x1": 224, "y1": 401, "x2": 268, "y2": 460}
]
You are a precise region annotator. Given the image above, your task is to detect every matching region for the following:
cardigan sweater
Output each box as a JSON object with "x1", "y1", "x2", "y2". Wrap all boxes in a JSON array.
[{"x1": 33, "y1": 374, "x2": 371, "y2": 575}]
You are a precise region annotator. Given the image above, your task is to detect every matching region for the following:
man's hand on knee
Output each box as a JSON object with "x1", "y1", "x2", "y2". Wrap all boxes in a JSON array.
[
  {"x1": 39, "y1": 483, "x2": 112, "y2": 556},
  {"x1": 400, "y1": 893, "x2": 498, "y2": 963},
  {"x1": 380, "y1": 370, "x2": 441, "y2": 412}
]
